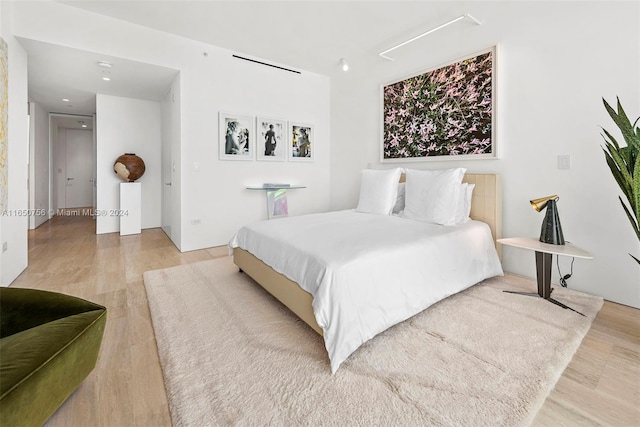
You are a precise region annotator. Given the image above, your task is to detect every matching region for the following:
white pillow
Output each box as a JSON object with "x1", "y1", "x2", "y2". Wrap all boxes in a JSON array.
[
  {"x1": 403, "y1": 168, "x2": 466, "y2": 225},
  {"x1": 455, "y1": 183, "x2": 475, "y2": 224},
  {"x1": 355, "y1": 168, "x2": 402, "y2": 215},
  {"x1": 392, "y1": 182, "x2": 405, "y2": 214}
]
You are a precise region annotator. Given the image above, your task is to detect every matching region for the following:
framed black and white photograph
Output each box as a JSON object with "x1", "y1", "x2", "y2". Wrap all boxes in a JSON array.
[
  {"x1": 256, "y1": 117, "x2": 287, "y2": 161},
  {"x1": 289, "y1": 122, "x2": 314, "y2": 162},
  {"x1": 219, "y1": 112, "x2": 254, "y2": 160}
]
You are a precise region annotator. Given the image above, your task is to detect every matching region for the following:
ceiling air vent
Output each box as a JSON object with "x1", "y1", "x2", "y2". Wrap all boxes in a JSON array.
[{"x1": 232, "y1": 55, "x2": 301, "y2": 74}]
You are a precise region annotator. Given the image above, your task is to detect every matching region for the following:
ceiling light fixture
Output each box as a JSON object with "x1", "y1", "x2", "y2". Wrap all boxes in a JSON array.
[
  {"x1": 98, "y1": 61, "x2": 112, "y2": 68},
  {"x1": 82, "y1": 124, "x2": 88, "y2": 128},
  {"x1": 339, "y1": 58, "x2": 349, "y2": 72},
  {"x1": 62, "y1": 98, "x2": 70, "y2": 102},
  {"x1": 102, "y1": 76, "x2": 111, "y2": 81},
  {"x1": 379, "y1": 13, "x2": 482, "y2": 61}
]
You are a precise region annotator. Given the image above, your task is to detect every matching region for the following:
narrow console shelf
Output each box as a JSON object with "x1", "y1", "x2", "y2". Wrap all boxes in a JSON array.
[{"x1": 246, "y1": 185, "x2": 306, "y2": 190}]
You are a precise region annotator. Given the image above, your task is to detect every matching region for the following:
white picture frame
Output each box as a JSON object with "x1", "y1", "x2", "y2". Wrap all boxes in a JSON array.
[
  {"x1": 256, "y1": 117, "x2": 287, "y2": 161},
  {"x1": 219, "y1": 112, "x2": 254, "y2": 161},
  {"x1": 289, "y1": 122, "x2": 314, "y2": 162},
  {"x1": 380, "y1": 46, "x2": 497, "y2": 163}
]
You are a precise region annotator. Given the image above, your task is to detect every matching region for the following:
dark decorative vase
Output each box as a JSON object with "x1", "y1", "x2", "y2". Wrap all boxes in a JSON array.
[{"x1": 114, "y1": 153, "x2": 145, "y2": 182}]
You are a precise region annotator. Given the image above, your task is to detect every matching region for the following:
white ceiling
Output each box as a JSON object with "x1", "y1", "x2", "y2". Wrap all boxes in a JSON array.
[
  {"x1": 51, "y1": 114, "x2": 94, "y2": 131},
  {"x1": 20, "y1": 38, "x2": 179, "y2": 115},
  {"x1": 55, "y1": 1, "x2": 482, "y2": 75},
  {"x1": 24, "y1": 1, "x2": 491, "y2": 115}
]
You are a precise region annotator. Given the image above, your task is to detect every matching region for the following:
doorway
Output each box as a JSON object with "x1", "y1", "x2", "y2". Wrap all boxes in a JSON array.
[
  {"x1": 161, "y1": 88, "x2": 172, "y2": 239},
  {"x1": 64, "y1": 128, "x2": 93, "y2": 208},
  {"x1": 50, "y1": 114, "x2": 96, "y2": 216}
]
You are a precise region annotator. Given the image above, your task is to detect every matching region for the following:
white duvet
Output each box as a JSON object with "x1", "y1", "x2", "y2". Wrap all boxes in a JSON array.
[{"x1": 229, "y1": 210, "x2": 503, "y2": 373}]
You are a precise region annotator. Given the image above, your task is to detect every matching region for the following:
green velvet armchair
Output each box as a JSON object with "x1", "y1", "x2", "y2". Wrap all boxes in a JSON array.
[{"x1": 0, "y1": 287, "x2": 107, "y2": 427}]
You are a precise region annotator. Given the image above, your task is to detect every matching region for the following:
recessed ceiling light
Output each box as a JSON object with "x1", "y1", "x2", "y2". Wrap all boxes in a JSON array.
[
  {"x1": 98, "y1": 61, "x2": 112, "y2": 68},
  {"x1": 82, "y1": 124, "x2": 87, "y2": 128},
  {"x1": 102, "y1": 76, "x2": 111, "y2": 81},
  {"x1": 62, "y1": 98, "x2": 70, "y2": 102}
]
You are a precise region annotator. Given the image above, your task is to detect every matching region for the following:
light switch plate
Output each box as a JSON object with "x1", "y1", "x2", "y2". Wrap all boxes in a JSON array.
[{"x1": 558, "y1": 155, "x2": 571, "y2": 170}]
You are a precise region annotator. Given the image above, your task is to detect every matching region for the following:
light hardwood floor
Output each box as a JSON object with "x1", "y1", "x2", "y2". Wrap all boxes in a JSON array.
[{"x1": 9, "y1": 214, "x2": 640, "y2": 426}]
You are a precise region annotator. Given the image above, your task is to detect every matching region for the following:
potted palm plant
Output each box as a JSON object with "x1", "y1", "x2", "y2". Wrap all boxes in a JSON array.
[{"x1": 601, "y1": 97, "x2": 640, "y2": 264}]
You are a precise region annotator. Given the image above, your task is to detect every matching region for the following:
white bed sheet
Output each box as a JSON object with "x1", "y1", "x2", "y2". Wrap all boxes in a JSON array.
[{"x1": 229, "y1": 210, "x2": 503, "y2": 373}]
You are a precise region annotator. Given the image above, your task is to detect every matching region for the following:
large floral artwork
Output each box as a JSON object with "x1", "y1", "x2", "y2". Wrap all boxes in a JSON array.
[
  {"x1": 382, "y1": 48, "x2": 495, "y2": 161},
  {"x1": 0, "y1": 37, "x2": 7, "y2": 210}
]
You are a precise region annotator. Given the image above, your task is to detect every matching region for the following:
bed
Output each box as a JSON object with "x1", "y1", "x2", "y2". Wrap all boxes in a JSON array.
[{"x1": 229, "y1": 172, "x2": 503, "y2": 373}]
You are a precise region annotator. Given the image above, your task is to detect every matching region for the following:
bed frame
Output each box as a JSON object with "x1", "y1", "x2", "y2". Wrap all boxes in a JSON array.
[{"x1": 233, "y1": 173, "x2": 502, "y2": 336}]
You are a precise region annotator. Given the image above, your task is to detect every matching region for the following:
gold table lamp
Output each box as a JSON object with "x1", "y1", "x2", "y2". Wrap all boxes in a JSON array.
[{"x1": 530, "y1": 195, "x2": 565, "y2": 245}]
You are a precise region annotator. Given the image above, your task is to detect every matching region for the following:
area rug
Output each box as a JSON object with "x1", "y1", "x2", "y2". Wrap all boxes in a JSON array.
[{"x1": 143, "y1": 257, "x2": 603, "y2": 427}]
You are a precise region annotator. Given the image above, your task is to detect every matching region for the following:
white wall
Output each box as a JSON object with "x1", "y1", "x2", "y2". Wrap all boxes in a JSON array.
[
  {"x1": 12, "y1": 1, "x2": 331, "y2": 251},
  {"x1": 29, "y1": 101, "x2": 49, "y2": 228},
  {"x1": 52, "y1": 123, "x2": 64, "y2": 211},
  {"x1": 96, "y1": 94, "x2": 162, "y2": 234},
  {"x1": 329, "y1": 2, "x2": 640, "y2": 307},
  {"x1": 160, "y1": 74, "x2": 182, "y2": 249},
  {"x1": 0, "y1": 1, "x2": 29, "y2": 286}
]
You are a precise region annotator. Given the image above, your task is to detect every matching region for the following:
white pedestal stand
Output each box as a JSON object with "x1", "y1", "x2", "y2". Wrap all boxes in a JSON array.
[{"x1": 120, "y1": 182, "x2": 141, "y2": 235}]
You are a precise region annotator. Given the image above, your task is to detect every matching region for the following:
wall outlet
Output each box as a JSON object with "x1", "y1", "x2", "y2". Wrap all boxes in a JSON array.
[
  {"x1": 2, "y1": 241, "x2": 7, "y2": 253},
  {"x1": 558, "y1": 155, "x2": 571, "y2": 170}
]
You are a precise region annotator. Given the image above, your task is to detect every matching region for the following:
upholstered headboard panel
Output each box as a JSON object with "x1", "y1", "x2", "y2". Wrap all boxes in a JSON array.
[{"x1": 464, "y1": 174, "x2": 502, "y2": 258}]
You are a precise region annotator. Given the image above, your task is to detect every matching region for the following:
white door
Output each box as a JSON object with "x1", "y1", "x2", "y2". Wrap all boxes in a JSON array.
[
  {"x1": 65, "y1": 129, "x2": 93, "y2": 208},
  {"x1": 161, "y1": 89, "x2": 172, "y2": 238}
]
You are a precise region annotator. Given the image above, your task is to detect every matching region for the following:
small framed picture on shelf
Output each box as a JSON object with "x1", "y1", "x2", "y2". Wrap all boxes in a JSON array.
[
  {"x1": 256, "y1": 117, "x2": 287, "y2": 161},
  {"x1": 289, "y1": 122, "x2": 314, "y2": 162},
  {"x1": 219, "y1": 112, "x2": 254, "y2": 160}
]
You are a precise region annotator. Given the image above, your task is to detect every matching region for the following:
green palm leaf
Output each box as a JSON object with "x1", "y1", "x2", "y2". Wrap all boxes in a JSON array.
[
  {"x1": 620, "y1": 196, "x2": 640, "y2": 241},
  {"x1": 604, "y1": 98, "x2": 640, "y2": 151},
  {"x1": 602, "y1": 97, "x2": 640, "y2": 264},
  {"x1": 603, "y1": 147, "x2": 632, "y2": 198},
  {"x1": 601, "y1": 127, "x2": 621, "y2": 150},
  {"x1": 634, "y1": 154, "x2": 640, "y2": 216}
]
